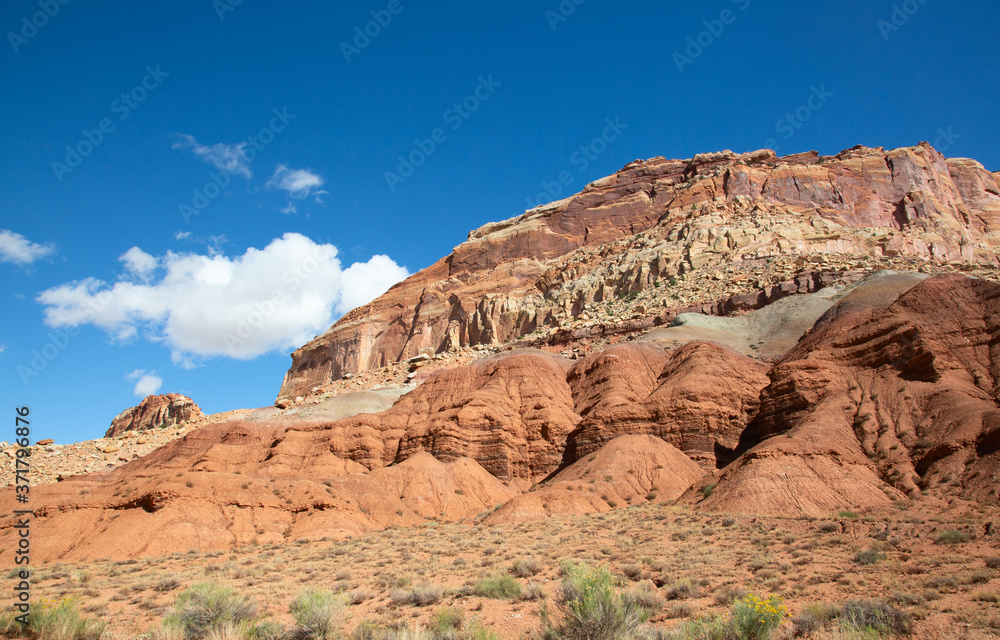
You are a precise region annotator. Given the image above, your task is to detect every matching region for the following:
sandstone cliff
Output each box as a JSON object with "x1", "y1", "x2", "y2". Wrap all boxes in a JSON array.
[
  {"x1": 105, "y1": 393, "x2": 203, "y2": 437},
  {"x1": 278, "y1": 143, "x2": 1000, "y2": 402}
]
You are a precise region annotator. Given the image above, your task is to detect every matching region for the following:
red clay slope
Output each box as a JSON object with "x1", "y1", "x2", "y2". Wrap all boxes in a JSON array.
[{"x1": 703, "y1": 274, "x2": 1000, "y2": 516}]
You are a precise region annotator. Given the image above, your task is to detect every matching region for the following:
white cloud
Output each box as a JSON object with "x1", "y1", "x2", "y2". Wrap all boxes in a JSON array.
[
  {"x1": 37, "y1": 233, "x2": 409, "y2": 362},
  {"x1": 267, "y1": 165, "x2": 324, "y2": 199},
  {"x1": 280, "y1": 203, "x2": 297, "y2": 215},
  {"x1": 127, "y1": 369, "x2": 163, "y2": 397},
  {"x1": 174, "y1": 231, "x2": 191, "y2": 241},
  {"x1": 0, "y1": 230, "x2": 55, "y2": 266},
  {"x1": 173, "y1": 134, "x2": 252, "y2": 178},
  {"x1": 337, "y1": 255, "x2": 410, "y2": 314},
  {"x1": 120, "y1": 247, "x2": 158, "y2": 279}
]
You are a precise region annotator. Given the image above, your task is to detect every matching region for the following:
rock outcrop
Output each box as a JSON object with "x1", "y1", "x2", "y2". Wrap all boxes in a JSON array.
[
  {"x1": 278, "y1": 143, "x2": 1000, "y2": 401},
  {"x1": 703, "y1": 274, "x2": 1000, "y2": 515},
  {"x1": 5, "y1": 274, "x2": 1000, "y2": 561},
  {"x1": 105, "y1": 394, "x2": 203, "y2": 437}
]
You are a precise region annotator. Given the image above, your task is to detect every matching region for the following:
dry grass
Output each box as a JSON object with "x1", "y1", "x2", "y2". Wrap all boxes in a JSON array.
[{"x1": 17, "y1": 501, "x2": 1000, "y2": 639}]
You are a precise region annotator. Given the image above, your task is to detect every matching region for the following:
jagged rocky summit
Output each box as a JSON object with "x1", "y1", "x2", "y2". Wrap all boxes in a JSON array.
[{"x1": 277, "y1": 143, "x2": 1000, "y2": 403}]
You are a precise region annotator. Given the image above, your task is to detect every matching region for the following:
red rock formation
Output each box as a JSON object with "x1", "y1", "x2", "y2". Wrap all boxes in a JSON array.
[
  {"x1": 5, "y1": 274, "x2": 1000, "y2": 559},
  {"x1": 567, "y1": 342, "x2": 770, "y2": 468},
  {"x1": 105, "y1": 393, "x2": 202, "y2": 437},
  {"x1": 704, "y1": 274, "x2": 1000, "y2": 515},
  {"x1": 485, "y1": 434, "x2": 704, "y2": 525},
  {"x1": 278, "y1": 143, "x2": 1000, "y2": 401},
  {"x1": 295, "y1": 350, "x2": 580, "y2": 484}
]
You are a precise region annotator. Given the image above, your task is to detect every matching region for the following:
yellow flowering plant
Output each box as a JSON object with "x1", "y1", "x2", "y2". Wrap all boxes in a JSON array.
[{"x1": 728, "y1": 593, "x2": 789, "y2": 639}]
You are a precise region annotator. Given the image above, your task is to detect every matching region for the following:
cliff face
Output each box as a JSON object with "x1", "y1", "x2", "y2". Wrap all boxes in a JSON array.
[
  {"x1": 277, "y1": 143, "x2": 1000, "y2": 402},
  {"x1": 106, "y1": 393, "x2": 202, "y2": 437}
]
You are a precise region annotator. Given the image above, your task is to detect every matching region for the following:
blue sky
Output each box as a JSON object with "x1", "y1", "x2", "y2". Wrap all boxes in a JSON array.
[{"x1": 2, "y1": 0, "x2": 998, "y2": 444}]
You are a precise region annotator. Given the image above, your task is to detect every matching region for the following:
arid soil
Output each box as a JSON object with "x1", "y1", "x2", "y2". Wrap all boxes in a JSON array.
[{"x1": 18, "y1": 500, "x2": 1000, "y2": 638}]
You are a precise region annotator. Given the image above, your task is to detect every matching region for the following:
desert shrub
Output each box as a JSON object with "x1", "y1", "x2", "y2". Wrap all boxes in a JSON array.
[
  {"x1": 624, "y1": 585, "x2": 663, "y2": 612},
  {"x1": 542, "y1": 562, "x2": 648, "y2": 640},
  {"x1": 621, "y1": 564, "x2": 643, "y2": 581},
  {"x1": 662, "y1": 602, "x2": 697, "y2": 620},
  {"x1": 969, "y1": 571, "x2": 991, "y2": 584},
  {"x1": 721, "y1": 518, "x2": 735, "y2": 527},
  {"x1": 701, "y1": 483, "x2": 717, "y2": 499},
  {"x1": 352, "y1": 616, "x2": 498, "y2": 640},
  {"x1": 984, "y1": 557, "x2": 1000, "y2": 569},
  {"x1": 155, "y1": 576, "x2": 182, "y2": 592},
  {"x1": 350, "y1": 621, "x2": 386, "y2": 640},
  {"x1": 289, "y1": 589, "x2": 343, "y2": 640},
  {"x1": 391, "y1": 585, "x2": 443, "y2": 607},
  {"x1": 0, "y1": 612, "x2": 22, "y2": 638},
  {"x1": 854, "y1": 549, "x2": 886, "y2": 566},
  {"x1": 250, "y1": 622, "x2": 287, "y2": 640},
  {"x1": 430, "y1": 606, "x2": 464, "y2": 637},
  {"x1": 889, "y1": 592, "x2": 925, "y2": 606},
  {"x1": 24, "y1": 598, "x2": 105, "y2": 640},
  {"x1": 816, "y1": 522, "x2": 839, "y2": 533},
  {"x1": 934, "y1": 529, "x2": 970, "y2": 544},
  {"x1": 664, "y1": 579, "x2": 697, "y2": 600},
  {"x1": 510, "y1": 558, "x2": 541, "y2": 578},
  {"x1": 521, "y1": 582, "x2": 546, "y2": 601},
  {"x1": 165, "y1": 583, "x2": 257, "y2": 639},
  {"x1": 473, "y1": 575, "x2": 521, "y2": 600},
  {"x1": 790, "y1": 610, "x2": 822, "y2": 636},
  {"x1": 728, "y1": 594, "x2": 787, "y2": 640},
  {"x1": 713, "y1": 586, "x2": 747, "y2": 606},
  {"x1": 664, "y1": 594, "x2": 786, "y2": 640},
  {"x1": 836, "y1": 599, "x2": 911, "y2": 635},
  {"x1": 835, "y1": 511, "x2": 859, "y2": 520}
]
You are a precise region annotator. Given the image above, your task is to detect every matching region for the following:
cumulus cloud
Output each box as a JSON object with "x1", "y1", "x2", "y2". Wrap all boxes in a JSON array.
[
  {"x1": 267, "y1": 165, "x2": 324, "y2": 199},
  {"x1": 127, "y1": 369, "x2": 163, "y2": 397},
  {"x1": 0, "y1": 229, "x2": 55, "y2": 266},
  {"x1": 36, "y1": 233, "x2": 409, "y2": 363},
  {"x1": 120, "y1": 247, "x2": 158, "y2": 279},
  {"x1": 173, "y1": 134, "x2": 252, "y2": 178}
]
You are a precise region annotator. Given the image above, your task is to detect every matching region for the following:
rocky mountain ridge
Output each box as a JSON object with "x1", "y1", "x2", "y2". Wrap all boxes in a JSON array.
[{"x1": 277, "y1": 143, "x2": 1000, "y2": 403}]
